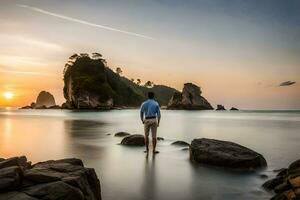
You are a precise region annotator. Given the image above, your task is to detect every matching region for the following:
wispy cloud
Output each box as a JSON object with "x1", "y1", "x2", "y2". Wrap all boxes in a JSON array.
[
  {"x1": 279, "y1": 81, "x2": 296, "y2": 87},
  {"x1": 17, "y1": 4, "x2": 154, "y2": 40}
]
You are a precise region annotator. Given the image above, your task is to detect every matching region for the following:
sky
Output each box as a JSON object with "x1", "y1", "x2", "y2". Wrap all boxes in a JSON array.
[{"x1": 0, "y1": 0, "x2": 299, "y2": 109}]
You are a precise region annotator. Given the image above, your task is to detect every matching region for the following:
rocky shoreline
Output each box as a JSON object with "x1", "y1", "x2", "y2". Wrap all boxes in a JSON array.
[
  {"x1": 263, "y1": 159, "x2": 300, "y2": 200},
  {"x1": 0, "y1": 156, "x2": 101, "y2": 200}
]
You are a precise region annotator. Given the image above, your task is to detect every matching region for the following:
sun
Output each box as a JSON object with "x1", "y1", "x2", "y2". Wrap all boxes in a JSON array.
[{"x1": 3, "y1": 91, "x2": 14, "y2": 100}]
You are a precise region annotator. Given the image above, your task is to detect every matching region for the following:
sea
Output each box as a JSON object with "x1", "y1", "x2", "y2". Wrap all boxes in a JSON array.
[{"x1": 1, "y1": 108, "x2": 300, "y2": 200}]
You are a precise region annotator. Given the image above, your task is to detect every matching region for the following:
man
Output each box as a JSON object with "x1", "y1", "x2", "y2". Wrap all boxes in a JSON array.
[{"x1": 140, "y1": 92, "x2": 161, "y2": 154}]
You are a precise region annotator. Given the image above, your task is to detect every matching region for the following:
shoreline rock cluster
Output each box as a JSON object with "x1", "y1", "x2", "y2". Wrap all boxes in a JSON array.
[
  {"x1": 0, "y1": 156, "x2": 101, "y2": 200},
  {"x1": 263, "y1": 159, "x2": 300, "y2": 200}
]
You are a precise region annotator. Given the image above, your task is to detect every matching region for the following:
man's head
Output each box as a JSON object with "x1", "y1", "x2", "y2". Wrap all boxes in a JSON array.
[{"x1": 148, "y1": 92, "x2": 155, "y2": 99}]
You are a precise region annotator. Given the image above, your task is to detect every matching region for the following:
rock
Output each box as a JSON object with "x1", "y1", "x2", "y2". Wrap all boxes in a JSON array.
[
  {"x1": 190, "y1": 138, "x2": 267, "y2": 170},
  {"x1": 167, "y1": 83, "x2": 213, "y2": 110},
  {"x1": 0, "y1": 166, "x2": 23, "y2": 190},
  {"x1": 263, "y1": 158, "x2": 300, "y2": 200},
  {"x1": 30, "y1": 102, "x2": 36, "y2": 109},
  {"x1": 157, "y1": 137, "x2": 164, "y2": 141},
  {"x1": 120, "y1": 134, "x2": 145, "y2": 146},
  {"x1": 216, "y1": 105, "x2": 226, "y2": 110},
  {"x1": 114, "y1": 132, "x2": 131, "y2": 137},
  {"x1": 263, "y1": 176, "x2": 285, "y2": 190},
  {"x1": 289, "y1": 177, "x2": 300, "y2": 188},
  {"x1": 260, "y1": 174, "x2": 268, "y2": 179},
  {"x1": 171, "y1": 141, "x2": 190, "y2": 147},
  {"x1": 230, "y1": 107, "x2": 239, "y2": 111},
  {"x1": 35, "y1": 105, "x2": 47, "y2": 109},
  {"x1": 0, "y1": 156, "x2": 101, "y2": 200},
  {"x1": 20, "y1": 105, "x2": 32, "y2": 109},
  {"x1": 35, "y1": 91, "x2": 56, "y2": 108}
]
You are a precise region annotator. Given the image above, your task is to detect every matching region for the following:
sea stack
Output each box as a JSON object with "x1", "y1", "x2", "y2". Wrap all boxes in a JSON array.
[
  {"x1": 216, "y1": 104, "x2": 226, "y2": 110},
  {"x1": 167, "y1": 83, "x2": 213, "y2": 110},
  {"x1": 35, "y1": 91, "x2": 56, "y2": 108}
]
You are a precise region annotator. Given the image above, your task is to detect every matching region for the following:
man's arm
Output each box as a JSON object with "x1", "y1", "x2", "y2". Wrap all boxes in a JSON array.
[
  {"x1": 140, "y1": 104, "x2": 144, "y2": 123},
  {"x1": 157, "y1": 105, "x2": 161, "y2": 126}
]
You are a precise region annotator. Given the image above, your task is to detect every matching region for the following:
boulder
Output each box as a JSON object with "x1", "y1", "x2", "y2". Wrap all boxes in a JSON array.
[
  {"x1": 120, "y1": 134, "x2": 145, "y2": 146},
  {"x1": 216, "y1": 105, "x2": 226, "y2": 110},
  {"x1": 171, "y1": 141, "x2": 190, "y2": 147},
  {"x1": 263, "y1": 158, "x2": 300, "y2": 199},
  {"x1": 0, "y1": 156, "x2": 101, "y2": 200},
  {"x1": 167, "y1": 83, "x2": 213, "y2": 110},
  {"x1": 230, "y1": 107, "x2": 239, "y2": 111},
  {"x1": 190, "y1": 138, "x2": 267, "y2": 170},
  {"x1": 35, "y1": 91, "x2": 56, "y2": 108},
  {"x1": 114, "y1": 132, "x2": 131, "y2": 137}
]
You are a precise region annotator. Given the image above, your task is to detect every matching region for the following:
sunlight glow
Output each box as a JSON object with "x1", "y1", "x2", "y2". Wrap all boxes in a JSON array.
[{"x1": 3, "y1": 92, "x2": 14, "y2": 100}]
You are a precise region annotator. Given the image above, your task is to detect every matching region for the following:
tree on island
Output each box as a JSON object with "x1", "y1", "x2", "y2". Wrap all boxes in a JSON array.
[
  {"x1": 92, "y1": 52, "x2": 102, "y2": 59},
  {"x1": 116, "y1": 67, "x2": 123, "y2": 75},
  {"x1": 144, "y1": 81, "x2": 154, "y2": 88}
]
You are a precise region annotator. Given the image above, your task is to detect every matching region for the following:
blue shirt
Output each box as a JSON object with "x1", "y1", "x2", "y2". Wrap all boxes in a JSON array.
[{"x1": 140, "y1": 99, "x2": 161, "y2": 121}]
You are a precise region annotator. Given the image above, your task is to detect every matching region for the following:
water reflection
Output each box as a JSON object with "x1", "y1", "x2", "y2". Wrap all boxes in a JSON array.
[{"x1": 141, "y1": 154, "x2": 157, "y2": 200}]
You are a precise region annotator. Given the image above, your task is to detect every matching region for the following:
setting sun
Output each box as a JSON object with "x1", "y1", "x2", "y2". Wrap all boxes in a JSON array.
[{"x1": 3, "y1": 91, "x2": 14, "y2": 100}]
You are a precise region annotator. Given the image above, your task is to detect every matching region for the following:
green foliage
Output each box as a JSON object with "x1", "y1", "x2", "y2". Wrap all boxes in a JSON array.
[{"x1": 63, "y1": 53, "x2": 178, "y2": 107}]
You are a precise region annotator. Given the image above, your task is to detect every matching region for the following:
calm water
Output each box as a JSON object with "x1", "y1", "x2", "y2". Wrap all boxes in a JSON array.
[{"x1": 1, "y1": 109, "x2": 300, "y2": 200}]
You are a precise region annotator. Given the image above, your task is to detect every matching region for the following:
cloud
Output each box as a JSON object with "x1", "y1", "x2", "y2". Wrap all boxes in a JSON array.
[
  {"x1": 279, "y1": 81, "x2": 296, "y2": 87},
  {"x1": 17, "y1": 4, "x2": 154, "y2": 40}
]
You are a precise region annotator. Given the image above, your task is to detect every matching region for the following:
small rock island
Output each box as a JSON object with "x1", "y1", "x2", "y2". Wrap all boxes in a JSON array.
[
  {"x1": 21, "y1": 91, "x2": 58, "y2": 109},
  {"x1": 167, "y1": 83, "x2": 213, "y2": 110}
]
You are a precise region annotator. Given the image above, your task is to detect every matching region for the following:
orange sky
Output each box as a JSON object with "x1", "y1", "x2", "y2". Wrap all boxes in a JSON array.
[{"x1": 0, "y1": 0, "x2": 299, "y2": 109}]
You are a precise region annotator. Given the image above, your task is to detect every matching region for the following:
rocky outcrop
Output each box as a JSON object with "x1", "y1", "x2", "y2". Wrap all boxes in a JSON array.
[
  {"x1": 114, "y1": 132, "x2": 131, "y2": 137},
  {"x1": 190, "y1": 138, "x2": 267, "y2": 170},
  {"x1": 63, "y1": 53, "x2": 178, "y2": 109},
  {"x1": 263, "y1": 159, "x2": 300, "y2": 200},
  {"x1": 216, "y1": 104, "x2": 226, "y2": 110},
  {"x1": 167, "y1": 83, "x2": 213, "y2": 110},
  {"x1": 36, "y1": 91, "x2": 56, "y2": 108},
  {"x1": 0, "y1": 156, "x2": 101, "y2": 200},
  {"x1": 230, "y1": 107, "x2": 239, "y2": 111},
  {"x1": 120, "y1": 134, "x2": 145, "y2": 146}
]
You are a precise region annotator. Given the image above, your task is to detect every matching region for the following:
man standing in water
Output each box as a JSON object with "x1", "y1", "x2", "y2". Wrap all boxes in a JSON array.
[{"x1": 140, "y1": 92, "x2": 161, "y2": 154}]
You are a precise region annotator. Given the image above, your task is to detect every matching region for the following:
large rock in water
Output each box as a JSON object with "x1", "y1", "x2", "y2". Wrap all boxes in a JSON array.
[
  {"x1": 120, "y1": 134, "x2": 145, "y2": 146},
  {"x1": 0, "y1": 156, "x2": 101, "y2": 200},
  {"x1": 35, "y1": 91, "x2": 56, "y2": 108},
  {"x1": 263, "y1": 159, "x2": 300, "y2": 200},
  {"x1": 167, "y1": 83, "x2": 213, "y2": 110},
  {"x1": 190, "y1": 138, "x2": 267, "y2": 170}
]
